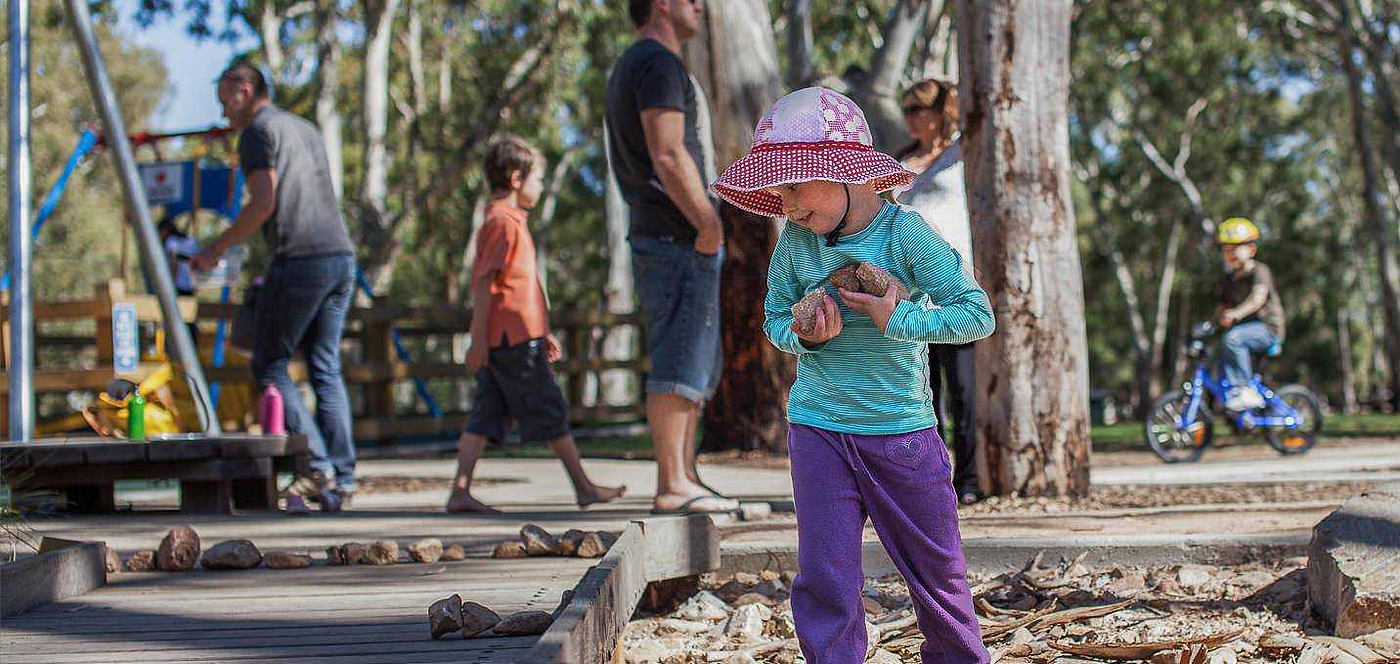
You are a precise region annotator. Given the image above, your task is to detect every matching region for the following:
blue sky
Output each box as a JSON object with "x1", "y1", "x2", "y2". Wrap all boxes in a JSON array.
[{"x1": 114, "y1": 0, "x2": 258, "y2": 131}]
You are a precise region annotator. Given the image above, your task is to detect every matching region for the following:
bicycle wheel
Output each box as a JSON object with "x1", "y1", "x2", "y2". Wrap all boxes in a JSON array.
[
  {"x1": 1145, "y1": 390, "x2": 1212, "y2": 463},
  {"x1": 1265, "y1": 384, "x2": 1321, "y2": 455}
]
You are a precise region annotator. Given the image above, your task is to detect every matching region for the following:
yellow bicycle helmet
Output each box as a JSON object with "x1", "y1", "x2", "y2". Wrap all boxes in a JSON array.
[{"x1": 1217, "y1": 217, "x2": 1260, "y2": 245}]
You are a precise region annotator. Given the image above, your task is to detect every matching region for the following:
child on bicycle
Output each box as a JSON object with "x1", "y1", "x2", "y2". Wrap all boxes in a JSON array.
[
  {"x1": 1213, "y1": 217, "x2": 1285, "y2": 411},
  {"x1": 712, "y1": 87, "x2": 994, "y2": 664}
]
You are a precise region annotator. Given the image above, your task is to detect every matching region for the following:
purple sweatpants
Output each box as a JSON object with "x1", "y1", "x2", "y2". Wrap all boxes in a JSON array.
[{"x1": 788, "y1": 423, "x2": 988, "y2": 664}]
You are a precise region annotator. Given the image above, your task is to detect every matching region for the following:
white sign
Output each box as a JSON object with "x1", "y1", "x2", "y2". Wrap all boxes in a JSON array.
[
  {"x1": 112, "y1": 303, "x2": 139, "y2": 376},
  {"x1": 139, "y1": 163, "x2": 184, "y2": 204}
]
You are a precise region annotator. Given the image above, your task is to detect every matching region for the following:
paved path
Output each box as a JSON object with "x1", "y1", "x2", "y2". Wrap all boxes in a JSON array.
[{"x1": 1092, "y1": 441, "x2": 1400, "y2": 485}]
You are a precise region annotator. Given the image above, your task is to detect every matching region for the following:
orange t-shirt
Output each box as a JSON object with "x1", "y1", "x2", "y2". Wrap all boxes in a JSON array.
[{"x1": 472, "y1": 200, "x2": 550, "y2": 348}]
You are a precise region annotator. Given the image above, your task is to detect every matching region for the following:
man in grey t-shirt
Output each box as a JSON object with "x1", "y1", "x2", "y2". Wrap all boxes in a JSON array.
[{"x1": 194, "y1": 61, "x2": 357, "y2": 511}]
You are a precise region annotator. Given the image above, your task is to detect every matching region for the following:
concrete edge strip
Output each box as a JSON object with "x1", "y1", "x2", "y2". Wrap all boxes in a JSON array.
[
  {"x1": 719, "y1": 533, "x2": 1312, "y2": 578},
  {"x1": 0, "y1": 540, "x2": 108, "y2": 618},
  {"x1": 523, "y1": 514, "x2": 719, "y2": 664}
]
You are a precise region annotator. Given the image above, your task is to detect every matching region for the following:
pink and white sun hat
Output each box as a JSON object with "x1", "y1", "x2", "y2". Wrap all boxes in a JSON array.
[{"x1": 711, "y1": 87, "x2": 915, "y2": 217}]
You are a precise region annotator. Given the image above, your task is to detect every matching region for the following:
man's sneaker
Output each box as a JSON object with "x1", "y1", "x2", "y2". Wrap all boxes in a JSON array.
[
  {"x1": 322, "y1": 487, "x2": 354, "y2": 513},
  {"x1": 1224, "y1": 386, "x2": 1265, "y2": 412},
  {"x1": 281, "y1": 471, "x2": 334, "y2": 505}
]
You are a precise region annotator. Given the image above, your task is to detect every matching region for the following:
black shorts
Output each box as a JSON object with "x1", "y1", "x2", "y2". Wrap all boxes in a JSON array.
[{"x1": 464, "y1": 337, "x2": 570, "y2": 444}]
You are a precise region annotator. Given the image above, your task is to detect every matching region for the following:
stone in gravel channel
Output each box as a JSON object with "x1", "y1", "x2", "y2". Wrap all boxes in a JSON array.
[
  {"x1": 492, "y1": 540, "x2": 529, "y2": 559},
  {"x1": 576, "y1": 532, "x2": 608, "y2": 558},
  {"x1": 440, "y1": 543, "x2": 467, "y2": 561},
  {"x1": 557, "y1": 529, "x2": 586, "y2": 556},
  {"x1": 201, "y1": 540, "x2": 264, "y2": 570},
  {"x1": 520, "y1": 524, "x2": 560, "y2": 556},
  {"x1": 340, "y1": 542, "x2": 370, "y2": 564},
  {"x1": 156, "y1": 525, "x2": 200, "y2": 572},
  {"x1": 428, "y1": 594, "x2": 464, "y2": 639},
  {"x1": 407, "y1": 538, "x2": 443, "y2": 563},
  {"x1": 264, "y1": 551, "x2": 313, "y2": 569},
  {"x1": 104, "y1": 545, "x2": 120, "y2": 573},
  {"x1": 124, "y1": 550, "x2": 156, "y2": 572},
  {"x1": 367, "y1": 540, "x2": 398, "y2": 565},
  {"x1": 493, "y1": 610, "x2": 554, "y2": 636},
  {"x1": 461, "y1": 601, "x2": 501, "y2": 637}
]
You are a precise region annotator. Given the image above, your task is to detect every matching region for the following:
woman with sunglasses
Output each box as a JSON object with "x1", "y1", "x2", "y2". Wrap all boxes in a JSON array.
[{"x1": 895, "y1": 78, "x2": 986, "y2": 506}]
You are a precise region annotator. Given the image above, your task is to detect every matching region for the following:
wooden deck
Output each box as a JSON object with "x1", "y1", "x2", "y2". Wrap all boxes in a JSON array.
[{"x1": 0, "y1": 554, "x2": 596, "y2": 663}]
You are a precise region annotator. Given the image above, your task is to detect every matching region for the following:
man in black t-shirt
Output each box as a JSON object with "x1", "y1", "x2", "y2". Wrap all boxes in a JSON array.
[
  {"x1": 194, "y1": 61, "x2": 358, "y2": 511},
  {"x1": 605, "y1": 0, "x2": 735, "y2": 515}
]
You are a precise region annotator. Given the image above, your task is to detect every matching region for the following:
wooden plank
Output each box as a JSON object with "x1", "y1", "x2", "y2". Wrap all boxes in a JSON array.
[
  {"x1": 0, "y1": 637, "x2": 538, "y2": 664},
  {"x1": 636, "y1": 515, "x2": 721, "y2": 582},
  {"x1": 26, "y1": 458, "x2": 270, "y2": 485},
  {"x1": 81, "y1": 442, "x2": 150, "y2": 464},
  {"x1": 0, "y1": 541, "x2": 107, "y2": 617},
  {"x1": 0, "y1": 443, "x2": 30, "y2": 469},
  {"x1": 146, "y1": 439, "x2": 220, "y2": 461},
  {"x1": 22, "y1": 443, "x2": 88, "y2": 467},
  {"x1": 524, "y1": 524, "x2": 647, "y2": 664},
  {"x1": 0, "y1": 629, "x2": 539, "y2": 656},
  {"x1": 215, "y1": 436, "x2": 290, "y2": 458}
]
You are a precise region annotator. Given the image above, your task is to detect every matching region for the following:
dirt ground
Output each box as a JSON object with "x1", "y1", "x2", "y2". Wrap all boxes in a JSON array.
[{"x1": 619, "y1": 551, "x2": 1400, "y2": 663}]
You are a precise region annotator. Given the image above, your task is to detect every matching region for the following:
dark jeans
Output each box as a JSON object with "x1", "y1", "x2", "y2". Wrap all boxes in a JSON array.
[
  {"x1": 929, "y1": 342, "x2": 979, "y2": 495},
  {"x1": 252, "y1": 252, "x2": 357, "y2": 490}
]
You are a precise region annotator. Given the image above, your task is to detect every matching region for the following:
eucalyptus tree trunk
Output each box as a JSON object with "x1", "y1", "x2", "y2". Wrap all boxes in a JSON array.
[
  {"x1": 358, "y1": 0, "x2": 403, "y2": 292},
  {"x1": 602, "y1": 127, "x2": 637, "y2": 407},
  {"x1": 312, "y1": 0, "x2": 343, "y2": 200},
  {"x1": 957, "y1": 0, "x2": 1092, "y2": 496},
  {"x1": 684, "y1": 0, "x2": 793, "y2": 452}
]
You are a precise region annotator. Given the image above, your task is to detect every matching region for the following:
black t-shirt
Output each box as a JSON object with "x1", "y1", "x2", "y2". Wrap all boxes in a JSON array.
[
  {"x1": 605, "y1": 39, "x2": 706, "y2": 244},
  {"x1": 1219, "y1": 261, "x2": 1286, "y2": 341}
]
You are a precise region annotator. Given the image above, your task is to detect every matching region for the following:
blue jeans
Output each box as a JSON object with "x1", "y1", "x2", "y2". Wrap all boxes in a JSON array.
[
  {"x1": 252, "y1": 252, "x2": 357, "y2": 490},
  {"x1": 629, "y1": 236, "x2": 723, "y2": 403},
  {"x1": 1216, "y1": 321, "x2": 1279, "y2": 390}
]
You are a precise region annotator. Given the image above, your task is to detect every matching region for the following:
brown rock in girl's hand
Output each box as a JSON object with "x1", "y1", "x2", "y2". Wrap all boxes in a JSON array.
[
  {"x1": 828, "y1": 264, "x2": 863, "y2": 293},
  {"x1": 853, "y1": 263, "x2": 909, "y2": 299},
  {"x1": 791, "y1": 288, "x2": 827, "y2": 335}
]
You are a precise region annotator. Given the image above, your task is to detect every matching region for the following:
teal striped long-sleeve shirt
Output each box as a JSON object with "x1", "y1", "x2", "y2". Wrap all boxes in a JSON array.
[{"x1": 764, "y1": 202, "x2": 995, "y2": 435}]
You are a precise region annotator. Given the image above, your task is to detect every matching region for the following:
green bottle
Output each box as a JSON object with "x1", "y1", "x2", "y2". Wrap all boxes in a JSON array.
[{"x1": 127, "y1": 393, "x2": 146, "y2": 441}]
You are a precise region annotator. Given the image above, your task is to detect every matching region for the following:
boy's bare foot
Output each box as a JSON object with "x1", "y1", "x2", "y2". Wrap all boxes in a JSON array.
[
  {"x1": 576, "y1": 484, "x2": 627, "y2": 509},
  {"x1": 651, "y1": 491, "x2": 739, "y2": 514},
  {"x1": 446, "y1": 492, "x2": 502, "y2": 514}
]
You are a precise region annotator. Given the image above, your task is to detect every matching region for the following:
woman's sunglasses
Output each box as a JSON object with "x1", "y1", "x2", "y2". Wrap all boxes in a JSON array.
[{"x1": 901, "y1": 104, "x2": 928, "y2": 115}]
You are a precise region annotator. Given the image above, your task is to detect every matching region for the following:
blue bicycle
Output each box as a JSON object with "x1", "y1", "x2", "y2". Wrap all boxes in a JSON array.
[{"x1": 1144, "y1": 321, "x2": 1322, "y2": 463}]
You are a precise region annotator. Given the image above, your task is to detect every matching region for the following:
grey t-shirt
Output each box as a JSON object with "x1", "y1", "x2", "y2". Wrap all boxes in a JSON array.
[{"x1": 239, "y1": 105, "x2": 354, "y2": 257}]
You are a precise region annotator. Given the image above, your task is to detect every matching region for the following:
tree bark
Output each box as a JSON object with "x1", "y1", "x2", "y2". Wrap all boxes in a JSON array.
[
  {"x1": 602, "y1": 126, "x2": 638, "y2": 407},
  {"x1": 358, "y1": 0, "x2": 403, "y2": 292},
  {"x1": 312, "y1": 0, "x2": 343, "y2": 200},
  {"x1": 787, "y1": 0, "x2": 816, "y2": 86},
  {"x1": 958, "y1": 0, "x2": 1092, "y2": 496},
  {"x1": 684, "y1": 0, "x2": 794, "y2": 452},
  {"x1": 856, "y1": 0, "x2": 936, "y2": 152},
  {"x1": 1337, "y1": 0, "x2": 1400, "y2": 410}
]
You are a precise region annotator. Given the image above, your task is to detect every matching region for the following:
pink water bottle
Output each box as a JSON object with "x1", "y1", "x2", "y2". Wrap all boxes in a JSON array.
[{"x1": 260, "y1": 384, "x2": 285, "y2": 435}]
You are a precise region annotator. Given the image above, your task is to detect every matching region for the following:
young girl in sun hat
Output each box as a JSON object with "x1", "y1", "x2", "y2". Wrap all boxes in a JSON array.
[{"x1": 712, "y1": 86, "x2": 993, "y2": 663}]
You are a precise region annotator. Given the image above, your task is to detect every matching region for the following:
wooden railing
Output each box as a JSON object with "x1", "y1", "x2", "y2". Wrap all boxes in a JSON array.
[{"x1": 0, "y1": 280, "x2": 646, "y2": 442}]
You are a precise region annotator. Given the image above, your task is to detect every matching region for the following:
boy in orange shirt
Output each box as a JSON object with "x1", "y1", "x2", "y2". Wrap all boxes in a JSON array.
[{"x1": 446, "y1": 135, "x2": 625, "y2": 513}]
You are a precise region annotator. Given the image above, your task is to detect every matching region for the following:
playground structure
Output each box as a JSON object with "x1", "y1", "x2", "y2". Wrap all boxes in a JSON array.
[{"x1": 1, "y1": 0, "x2": 647, "y2": 447}]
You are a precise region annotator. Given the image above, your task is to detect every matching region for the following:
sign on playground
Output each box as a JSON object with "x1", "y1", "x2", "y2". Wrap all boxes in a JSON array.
[
  {"x1": 139, "y1": 163, "x2": 184, "y2": 204},
  {"x1": 112, "y1": 302, "x2": 139, "y2": 376}
]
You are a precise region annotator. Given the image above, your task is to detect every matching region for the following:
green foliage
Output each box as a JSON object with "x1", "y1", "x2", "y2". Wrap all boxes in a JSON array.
[{"x1": 0, "y1": 1, "x2": 171, "y2": 301}]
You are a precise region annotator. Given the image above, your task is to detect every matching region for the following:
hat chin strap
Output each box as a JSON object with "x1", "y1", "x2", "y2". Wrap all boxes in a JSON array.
[{"x1": 824, "y1": 183, "x2": 852, "y2": 247}]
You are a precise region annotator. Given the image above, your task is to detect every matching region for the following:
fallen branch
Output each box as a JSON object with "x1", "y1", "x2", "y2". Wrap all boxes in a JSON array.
[{"x1": 1049, "y1": 628, "x2": 1244, "y2": 660}]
